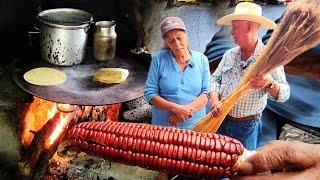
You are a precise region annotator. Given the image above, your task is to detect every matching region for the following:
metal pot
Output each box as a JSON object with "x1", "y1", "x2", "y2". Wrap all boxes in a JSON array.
[{"x1": 38, "y1": 8, "x2": 93, "y2": 66}]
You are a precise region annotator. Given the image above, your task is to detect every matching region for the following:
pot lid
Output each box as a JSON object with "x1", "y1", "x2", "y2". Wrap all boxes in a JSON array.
[{"x1": 12, "y1": 56, "x2": 148, "y2": 105}]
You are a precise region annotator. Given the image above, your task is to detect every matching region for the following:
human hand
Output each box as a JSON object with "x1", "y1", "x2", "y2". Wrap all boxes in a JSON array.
[
  {"x1": 238, "y1": 140, "x2": 320, "y2": 179},
  {"x1": 168, "y1": 113, "x2": 182, "y2": 126},
  {"x1": 172, "y1": 104, "x2": 194, "y2": 120},
  {"x1": 209, "y1": 93, "x2": 223, "y2": 117},
  {"x1": 210, "y1": 99, "x2": 222, "y2": 117},
  {"x1": 249, "y1": 74, "x2": 273, "y2": 89}
]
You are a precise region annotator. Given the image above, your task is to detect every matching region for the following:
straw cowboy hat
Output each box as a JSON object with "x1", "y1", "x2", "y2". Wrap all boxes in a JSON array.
[{"x1": 217, "y1": 2, "x2": 276, "y2": 29}]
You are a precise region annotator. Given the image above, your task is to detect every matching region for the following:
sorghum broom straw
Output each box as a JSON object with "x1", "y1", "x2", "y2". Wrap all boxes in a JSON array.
[{"x1": 194, "y1": 0, "x2": 320, "y2": 133}]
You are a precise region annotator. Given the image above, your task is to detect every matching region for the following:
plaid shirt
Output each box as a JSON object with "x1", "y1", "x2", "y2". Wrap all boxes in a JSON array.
[{"x1": 210, "y1": 40, "x2": 290, "y2": 118}]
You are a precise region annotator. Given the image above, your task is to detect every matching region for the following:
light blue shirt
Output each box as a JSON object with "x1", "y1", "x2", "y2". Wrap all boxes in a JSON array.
[{"x1": 144, "y1": 49, "x2": 210, "y2": 129}]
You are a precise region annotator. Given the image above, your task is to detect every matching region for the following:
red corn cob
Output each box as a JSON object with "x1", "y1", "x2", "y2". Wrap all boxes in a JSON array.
[{"x1": 68, "y1": 121, "x2": 244, "y2": 179}]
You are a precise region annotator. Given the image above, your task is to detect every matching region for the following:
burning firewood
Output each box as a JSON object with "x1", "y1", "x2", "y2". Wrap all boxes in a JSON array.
[
  {"x1": 18, "y1": 110, "x2": 78, "y2": 177},
  {"x1": 17, "y1": 96, "x2": 123, "y2": 177}
]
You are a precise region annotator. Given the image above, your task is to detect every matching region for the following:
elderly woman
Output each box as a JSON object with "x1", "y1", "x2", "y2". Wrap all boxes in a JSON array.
[{"x1": 144, "y1": 17, "x2": 210, "y2": 130}]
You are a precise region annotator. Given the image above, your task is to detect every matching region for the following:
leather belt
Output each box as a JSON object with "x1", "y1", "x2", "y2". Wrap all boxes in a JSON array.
[{"x1": 226, "y1": 114, "x2": 261, "y2": 122}]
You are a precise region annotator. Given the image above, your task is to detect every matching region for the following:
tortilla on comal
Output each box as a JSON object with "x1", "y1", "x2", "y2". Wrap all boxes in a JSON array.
[
  {"x1": 23, "y1": 67, "x2": 67, "y2": 86},
  {"x1": 93, "y1": 68, "x2": 129, "y2": 84}
]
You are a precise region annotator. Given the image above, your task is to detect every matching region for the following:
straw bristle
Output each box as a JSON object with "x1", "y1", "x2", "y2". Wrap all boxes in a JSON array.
[
  {"x1": 194, "y1": 0, "x2": 320, "y2": 133},
  {"x1": 258, "y1": 0, "x2": 320, "y2": 75},
  {"x1": 194, "y1": 85, "x2": 249, "y2": 132}
]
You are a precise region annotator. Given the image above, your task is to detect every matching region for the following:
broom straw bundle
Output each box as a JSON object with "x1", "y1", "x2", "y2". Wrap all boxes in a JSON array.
[{"x1": 193, "y1": 0, "x2": 320, "y2": 133}]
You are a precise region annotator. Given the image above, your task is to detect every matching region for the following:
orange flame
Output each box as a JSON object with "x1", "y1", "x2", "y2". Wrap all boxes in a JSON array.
[
  {"x1": 20, "y1": 97, "x2": 57, "y2": 148},
  {"x1": 47, "y1": 103, "x2": 57, "y2": 120},
  {"x1": 45, "y1": 113, "x2": 71, "y2": 149}
]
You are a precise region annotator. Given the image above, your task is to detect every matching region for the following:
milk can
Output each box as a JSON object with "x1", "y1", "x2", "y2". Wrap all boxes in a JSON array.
[{"x1": 93, "y1": 21, "x2": 117, "y2": 61}]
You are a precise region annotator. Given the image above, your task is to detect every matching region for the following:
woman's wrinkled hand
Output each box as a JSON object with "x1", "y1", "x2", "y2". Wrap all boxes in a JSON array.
[
  {"x1": 238, "y1": 140, "x2": 320, "y2": 180},
  {"x1": 168, "y1": 113, "x2": 181, "y2": 126},
  {"x1": 172, "y1": 104, "x2": 194, "y2": 121}
]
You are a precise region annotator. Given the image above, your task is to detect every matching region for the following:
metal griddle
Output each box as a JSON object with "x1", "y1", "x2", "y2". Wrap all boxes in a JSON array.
[{"x1": 12, "y1": 55, "x2": 148, "y2": 105}]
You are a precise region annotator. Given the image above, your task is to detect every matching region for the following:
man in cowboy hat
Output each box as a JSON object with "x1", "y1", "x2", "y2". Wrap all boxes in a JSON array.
[{"x1": 208, "y1": 2, "x2": 290, "y2": 150}]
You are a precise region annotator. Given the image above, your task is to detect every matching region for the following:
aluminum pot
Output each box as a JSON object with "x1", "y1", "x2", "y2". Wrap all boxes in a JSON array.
[{"x1": 38, "y1": 8, "x2": 93, "y2": 66}]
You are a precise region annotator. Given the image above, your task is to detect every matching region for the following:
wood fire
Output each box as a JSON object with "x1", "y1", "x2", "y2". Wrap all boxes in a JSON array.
[
  {"x1": 18, "y1": 98, "x2": 78, "y2": 176},
  {"x1": 45, "y1": 112, "x2": 73, "y2": 150},
  {"x1": 19, "y1": 97, "x2": 57, "y2": 148},
  {"x1": 17, "y1": 96, "x2": 122, "y2": 177}
]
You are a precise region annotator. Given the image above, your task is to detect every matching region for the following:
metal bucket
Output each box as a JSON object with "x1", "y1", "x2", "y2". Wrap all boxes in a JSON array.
[{"x1": 38, "y1": 8, "x2": 93, "y2": 66}]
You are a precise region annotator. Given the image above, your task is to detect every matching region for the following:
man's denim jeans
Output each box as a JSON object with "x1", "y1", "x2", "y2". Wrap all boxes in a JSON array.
[{"x1": 217, "y1": 116, "x2": 262, "y2": 150}]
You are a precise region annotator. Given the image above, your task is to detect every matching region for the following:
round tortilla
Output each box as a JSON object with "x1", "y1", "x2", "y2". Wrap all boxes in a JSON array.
[{"x1": 23, "y1": 67, "x2": 67, "y2": 86}]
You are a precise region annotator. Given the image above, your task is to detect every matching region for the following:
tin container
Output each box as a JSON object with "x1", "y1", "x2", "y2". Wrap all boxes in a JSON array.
[{"x1": 93, "y1": 21, "x2": 117, "y2": 61}]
